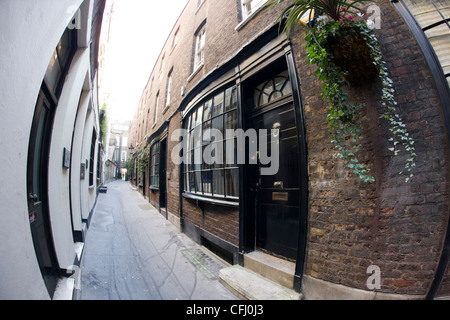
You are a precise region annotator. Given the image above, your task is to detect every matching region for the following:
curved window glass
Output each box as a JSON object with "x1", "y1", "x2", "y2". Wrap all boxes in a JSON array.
[{"x1": 184, "y1": 85, "x2": 239, "y2": 199}]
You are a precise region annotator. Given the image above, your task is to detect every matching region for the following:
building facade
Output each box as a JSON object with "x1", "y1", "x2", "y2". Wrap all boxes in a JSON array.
[
  {"x1": 128, "y1": 0, "x2": 450, "y2": 299},
  {"x1": 0, "y1": 0, "x2": 105, "y2": 299}
]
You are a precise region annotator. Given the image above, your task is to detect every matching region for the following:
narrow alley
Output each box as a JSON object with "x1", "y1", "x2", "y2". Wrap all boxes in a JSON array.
[
  {"x1": 79, "y1": 180, "x2": 238, "y2": 300},
  {"x1": 2, "y1": 0, "x2": 450, "y2": 302}
]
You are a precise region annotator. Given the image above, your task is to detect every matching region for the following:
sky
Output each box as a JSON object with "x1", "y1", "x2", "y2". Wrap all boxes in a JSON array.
[{"x1": 100, "y1": 0, "x2": 189, "y2": 123}]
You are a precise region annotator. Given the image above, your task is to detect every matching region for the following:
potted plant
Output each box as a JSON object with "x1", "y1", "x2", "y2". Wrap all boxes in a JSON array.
[{"x1": 268, "y1": 0, "x2": 416, "y2": 183}]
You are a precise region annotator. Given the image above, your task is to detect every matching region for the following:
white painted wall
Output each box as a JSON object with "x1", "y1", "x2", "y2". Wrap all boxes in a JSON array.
[
  {"x1": 71, "y1": 91, "x2": 91, "y2": 233},
  {"x1": 0, "y1": 0, "x2": 100, "y2": 299}
]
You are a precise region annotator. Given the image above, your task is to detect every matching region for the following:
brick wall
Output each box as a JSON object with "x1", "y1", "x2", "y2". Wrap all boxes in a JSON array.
[
  {"x1": 290, "y1": 0, "x2": 450, "y2": 296},
  {"x1": 128, "y1": 0, "x2": 450, "y2": 297},
  {"x1": 182, "y1": 198, "x2": 239, "y2": 247}
]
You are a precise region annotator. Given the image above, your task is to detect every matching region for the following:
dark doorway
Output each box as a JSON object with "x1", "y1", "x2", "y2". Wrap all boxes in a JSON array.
[
  {"x1": 27, "y1": 89, "x2": 60, "y2": 297},
  {"x1": 252, "y1": 101, "x2": 300, "y2": 261},
  {"x1": 242, "y1": 63, "x2": 303, "y2": 262},
  {"x1": 159, "y1": 138, "x2": 167, "y2": 209}
]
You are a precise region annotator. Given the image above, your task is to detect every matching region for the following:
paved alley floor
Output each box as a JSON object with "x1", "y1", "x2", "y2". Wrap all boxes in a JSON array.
[{"x1": 79, "y1": 180, "x2": 239, "y2": 300}]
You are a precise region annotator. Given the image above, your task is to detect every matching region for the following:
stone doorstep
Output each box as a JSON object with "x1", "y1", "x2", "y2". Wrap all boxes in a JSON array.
[
  {"x1": 243, "y1": 251, "x2": 296, "y2": 289},
  {"x1": 219, "y1": 265, "x2": 302, "y2": 300}
]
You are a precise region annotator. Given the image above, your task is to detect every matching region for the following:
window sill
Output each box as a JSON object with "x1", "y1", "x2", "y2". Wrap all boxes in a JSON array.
[
  {"x1": 161, "y1": 104, "x2": 170, "y2": 115},
  {"x1": 182, "y1": 192, "x2": 239, "y2": 208},
  {"x1": 187, "y1": 63, "x2": 204, "y2": 83},
  {"x1": 150, "y1": 186, "x2": 159, "y2": 191}
]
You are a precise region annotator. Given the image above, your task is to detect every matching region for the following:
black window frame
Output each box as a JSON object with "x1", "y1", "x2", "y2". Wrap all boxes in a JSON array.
[
  {"x1": 89, "y1": 129, "x2": 97, "y2": 187},
  {"x1": 149, "y1": 141, "x2": 160, "y2": 188},
  {"x1": 183, "y1": 84, "x2": 239, "y2": 202}
]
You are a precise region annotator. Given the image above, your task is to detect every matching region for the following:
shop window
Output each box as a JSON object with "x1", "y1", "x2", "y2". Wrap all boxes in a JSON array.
[
  {"x1": 150, "y1": 141, "x2": 160, "y2": 188},
  {"x1": 184, "y1": 85, "x2": 239, "y2": 199}
]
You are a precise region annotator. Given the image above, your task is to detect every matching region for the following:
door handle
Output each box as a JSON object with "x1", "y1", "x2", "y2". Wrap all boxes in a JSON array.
[
  {"x1": 29, "y1": 193, "x2": 39, "y2": 202},
  {"x1": 273, "y1": 181, "x2": 283, "y2": 189}
]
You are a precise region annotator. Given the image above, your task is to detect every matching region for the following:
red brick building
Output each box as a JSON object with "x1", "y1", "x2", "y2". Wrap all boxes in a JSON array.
[{"x1": 128, "y1": 0, "x2": 450, "y2": 299}]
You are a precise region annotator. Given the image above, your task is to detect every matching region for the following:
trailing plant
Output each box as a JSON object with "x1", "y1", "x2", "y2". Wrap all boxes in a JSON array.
[
  {"x1": 138, "y1": 145, "x2": 149, "y2": 180},
  {"x1": 268, "y1": 0, "x2": 416, "y2": 183},
  {"x1": 126, "y1": 158, "x2": 135, "y2": 178}
]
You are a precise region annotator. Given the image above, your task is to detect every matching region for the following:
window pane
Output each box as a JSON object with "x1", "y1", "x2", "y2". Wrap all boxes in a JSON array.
[
  {"x1": 45, "y1": 49, "x2": 61, "y2": 92},
  {"x1": 212, "y1": 92, "x2": 224, "y2": 117},
  {"x1": 189, "y1": 172, "x2": 196, "y2": 192},
  {"x1": 225, "y1": 138, "x2": 237, "y2": 167},
  {"x1": 185, "y1": 168, "x2": 189, "y2": 192},
  {"x1": 194, "y1": 147, "x2": 202, "y2": 171},
  {"x1": 225, "y1": 168, "x2": 239, "y2": 197},
  {"x1": 212, "y1": 114, "x2": 223, "y2": 138},
  {"x1": 225, "y1": 110, "x2": 237, "y2": 130},
  {"x1": 203, "y1": 99, "x2": 212, "y2": 121},
  {"x1": 58, "y1": 29, "x2": 72, "y2": 68},
  {"x1": 195, "y1": 171, "x2": 202, "y2": 194},
  {"x1": 202, "y1": 120, "x2": 211, "y2": 145},
  {"x1": 186, "y1": 114, "x2": 192, "y2": 131},
  {"x1": 212, "y1": 169, "x2": 224, "y2": 196},
  {"x1": 202, "y1": 170, "x2": 212, "y2": 194},
  {"x1": 203, "y1": 144, "x2": 211, "y2": 169},
  {"x1": 225, "y1": 86, "x2": 238, "y2": 111},
  {"x1": 211, "y1": 141, "x2": 224, "y2": 168}
]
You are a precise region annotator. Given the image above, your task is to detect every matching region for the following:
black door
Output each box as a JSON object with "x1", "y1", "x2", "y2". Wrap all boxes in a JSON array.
[
  {"x1": 252, "y1": 102, "x2": 301, "y2": 261},
  {"x1": 159, "y1": 138, "x2": 167, "y2": 209},
  {"x1": 27, "y1": 90, "x2": 60, "y2": 297}
]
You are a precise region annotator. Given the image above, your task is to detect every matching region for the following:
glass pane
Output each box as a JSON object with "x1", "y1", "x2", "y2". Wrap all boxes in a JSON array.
[
  {"x1": 202, "y1": 120, "x2": 211, "y2": 145},
  {"x1": 225, "y1": 138, "x2": 237, "y2": 167},
  {"x1": 45, "y1": 49, "x2": 61, "y2": 92},
  {"x1": 194, "y1": 147, "x2": 202, "y2": 171},
  {"x1": 185, "y1": 168, "x2": 189, "y2": 191},
  {"x1": 57, "y1": 29, "x2": 72, "y2": 68},
  {"x1": 212, "y1": 114, "x2": 223, "y2": 138},
  {"x1": 225, "y1": 86, "x2": 238, "y2": 111},
  {"x1": 212, "y1": 169, "x2": 224, "y2": 196},
  {"x1": 225, "y1": 110, "x2": 237, "y2": 130},
  {"x1": 189, "y1": 148, "x2": 195, "y2": 171},
  {"x1": 263, "y1": 80, "x2": 274, "y2": 99},
  {"x1": 186, "y1": 114, "x2": 192, "y2": 131},
  {"x1": 282, "y1": 78, "x2": 292, "y2": 96},
  {"x1": 195, "y1": 171, "x2": 202, "y2": 194},
  {"x1": 225, "y1": 168, "x2": 239, "y2": 197},
  {"x1": 211, "y1": 141, "x2": 224, "y2": 168},
  {"x1": 32, "y1": 102, "x2": 49, "y2": 197},
  {"x1": 202, "y1": 170, "x2": 212, "y2": 194},
  {"x1": 203, "y1": 99, "x2": 212, "y2": 121},
  {"x1": 189, "y1": 172, "x2": 196, "y2": 192},
  {"x1": 196, "y1": 105, "x2": 203, "y2": 126},
  {"x1": 203, "y1": 144, "x2": 211, "y2": 169},
  {"x1": 274, "y1": 76, "x2": 286, "y2": 92},
  {"x1": 193, "y1": 125, "x2": 202, "y2": 149},
  {"x1": 212, "y1": 92, "x2": 224, "y2": 117}
]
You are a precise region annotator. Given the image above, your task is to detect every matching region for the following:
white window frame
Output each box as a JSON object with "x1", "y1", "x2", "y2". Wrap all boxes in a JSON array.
[
  {"x1": 194, "y1": 26, "x2": 206, "y2": 72},
  {"x1": 237, "y1": 0, "x2": 270, "y2": 30},
  {"x1": 164, "y1": 72, "x2": 173, "y2": 112}
]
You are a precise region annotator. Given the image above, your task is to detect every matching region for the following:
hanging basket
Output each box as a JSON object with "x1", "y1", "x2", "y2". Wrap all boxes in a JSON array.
[{"x1": 325, "y1": 25, "x2": 378, "y2": 86}]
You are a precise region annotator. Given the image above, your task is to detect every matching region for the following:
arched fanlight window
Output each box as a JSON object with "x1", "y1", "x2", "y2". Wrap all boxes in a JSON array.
[{"x1": 254, "y1": 70, "x2": 292, "y2": 108}]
